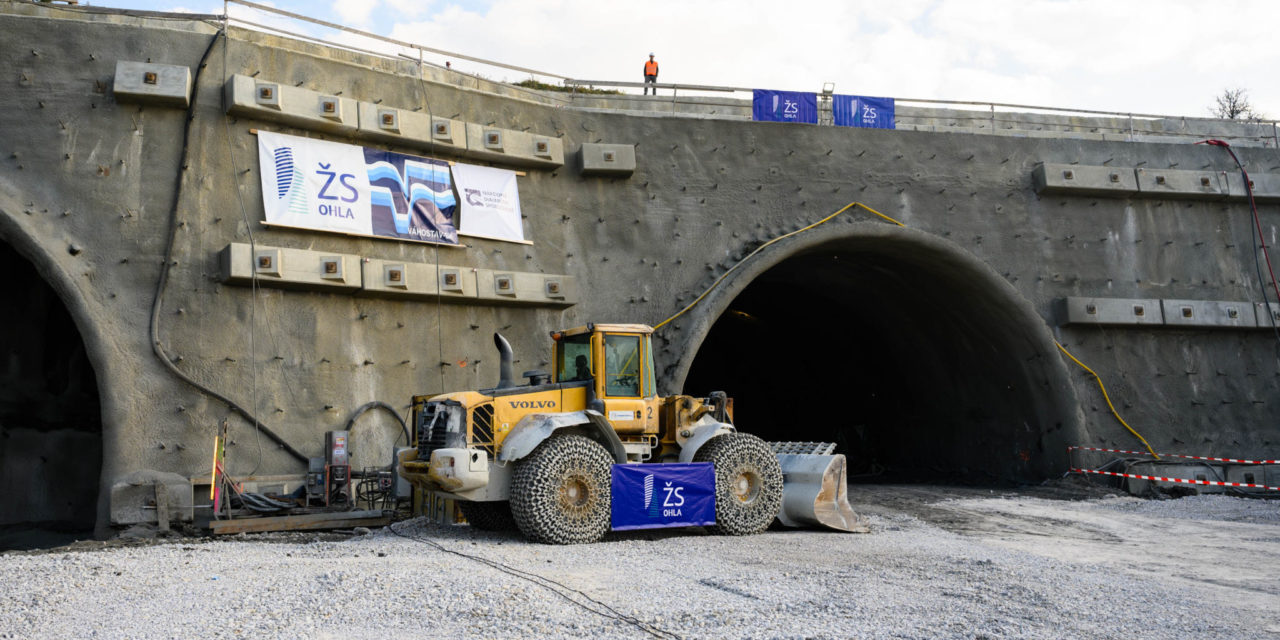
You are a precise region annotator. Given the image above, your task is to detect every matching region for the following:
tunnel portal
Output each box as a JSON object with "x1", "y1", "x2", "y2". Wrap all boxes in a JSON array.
[
  {"x1": 0, "y1": 242, "x2": 101, "y2": 549},
  {"x1": 682, "y1": 234, "x2": 1070, "y2": 485}
]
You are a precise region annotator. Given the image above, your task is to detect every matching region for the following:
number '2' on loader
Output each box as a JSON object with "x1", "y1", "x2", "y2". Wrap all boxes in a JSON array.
[{"x1": 398, "y1": 323, "x2": 868, "y2": 544}]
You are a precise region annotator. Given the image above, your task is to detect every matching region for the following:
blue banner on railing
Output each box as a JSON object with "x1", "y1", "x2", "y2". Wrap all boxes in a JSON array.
[
  {"x1": 611, "y1": 463, "x2": 716, "y2": 531},
  {"x1": 833, "y1": 94, "x2": 895, "y2": 129},
  {"x1": 752, "y1": 90, "x2": 818, "y2": 124}
]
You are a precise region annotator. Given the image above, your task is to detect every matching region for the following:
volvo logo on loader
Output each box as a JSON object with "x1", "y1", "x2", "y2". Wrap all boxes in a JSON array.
[{"x1": 508, "y1": 400, "x2": 556, "y2": 409}]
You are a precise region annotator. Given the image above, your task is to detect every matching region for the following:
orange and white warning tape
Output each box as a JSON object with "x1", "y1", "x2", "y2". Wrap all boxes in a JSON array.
[
  {"x1": 1068, "y1": 445, "x2": 1279, "y2": 465},
  {"x1": 1070, "y1": 467, "x2": 1280, "y2": 492}
]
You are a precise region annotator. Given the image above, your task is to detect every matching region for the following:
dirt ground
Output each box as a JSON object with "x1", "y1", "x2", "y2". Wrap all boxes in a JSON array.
[
  {"x1": 852, "y1": 479, "x2": 1280, "y2": 634},
  {"x1": 5, "y1": 478, "x2": 1277, "y2": 637}
]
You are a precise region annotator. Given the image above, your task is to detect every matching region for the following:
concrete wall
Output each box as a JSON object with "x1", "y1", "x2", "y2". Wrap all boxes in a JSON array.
[{"x1": 1, "y1": 6, "x2": 1278, "y2": 528}]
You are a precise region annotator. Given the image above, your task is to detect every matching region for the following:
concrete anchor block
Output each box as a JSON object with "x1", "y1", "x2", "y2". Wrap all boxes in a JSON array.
[{"x1": 110, "y1": 471, "x2": 192, "y2": 525}]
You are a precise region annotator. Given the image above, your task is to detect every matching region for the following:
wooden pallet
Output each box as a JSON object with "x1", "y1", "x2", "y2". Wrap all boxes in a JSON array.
[{"x1": 208, "y1": 509, "x2": 390, "y2": 535}]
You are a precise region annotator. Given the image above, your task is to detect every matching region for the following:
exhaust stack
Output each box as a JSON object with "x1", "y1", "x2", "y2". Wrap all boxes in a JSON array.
[{"x1": 494, "y1": 333, "x2": 515, "y2": 389}]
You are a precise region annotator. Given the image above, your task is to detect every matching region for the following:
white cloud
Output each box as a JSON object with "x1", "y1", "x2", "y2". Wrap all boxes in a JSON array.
[
  {"x1": 163, "y1": 6, "x2": 216, "y2": 13},
  {"x1": 383, "y1": 0, "x2": 431, "y2": 17},
  {"x1": 331, "y1": 0, "x2": 377, "y2": 26}
]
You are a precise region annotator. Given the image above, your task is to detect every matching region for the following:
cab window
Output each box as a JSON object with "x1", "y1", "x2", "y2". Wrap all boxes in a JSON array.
[
  {"x1": 604, "y1": 335, "x2": 641, "y2": 397},
  {"x1": 556, "y1": 334, "x2": 592, "y2": 382}
]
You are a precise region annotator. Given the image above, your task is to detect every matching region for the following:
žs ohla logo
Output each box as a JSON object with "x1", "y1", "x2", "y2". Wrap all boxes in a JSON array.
[
  {"x1": 643, "y1": 474, "x2": 686, "y2": 518},
  {"x1": 271, "y1": 145, "x2": 309, "y2": 217},
  {"x1": 314, "y1": 162, "x2": 359, "y2": 219}
]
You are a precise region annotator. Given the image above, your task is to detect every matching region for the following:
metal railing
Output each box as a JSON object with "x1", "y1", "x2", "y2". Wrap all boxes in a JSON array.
[
  {"x1": 563, "y1": 79, "x2": 1280, "y2": 147},
  {"x1": 228, "y1": 0, "x2": 566, "y2": 79},
  {"x1": 566, "y1": 79, "x2": 746, "y2": 93},
  {"x1": 223, "y1": 0, "x2": 578, "y2": 106},
  {"x1": 218, "y1": 0, "x2": 1279, "y2": 147}
]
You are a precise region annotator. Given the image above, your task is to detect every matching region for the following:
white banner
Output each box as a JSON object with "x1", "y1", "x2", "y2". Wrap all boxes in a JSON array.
[
  {"x1": 258, "y1": 131, "x2": 372, "y2": 236},
  {"x1": 451, "y1": 163, "x2": 525, "y2": 243},
  {"x1": 257, "y1": 131, "x2": 459, "y2": 245}
]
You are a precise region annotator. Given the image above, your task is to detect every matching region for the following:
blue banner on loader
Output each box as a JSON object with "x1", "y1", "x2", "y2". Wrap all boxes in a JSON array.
[{"x1": 611, "y1": 463, "x2": 716, "y2": 531}]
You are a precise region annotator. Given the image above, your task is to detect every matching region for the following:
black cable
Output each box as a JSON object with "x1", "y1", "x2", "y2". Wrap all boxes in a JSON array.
[
  {"x1": 354, "y1": 471, "x2": 395, "y2": 510},
  {"x1": 234, "y1": 492, "x2": 293, "y2": 512},
  {"x1": 354, "y1": 476, "x2": 376, "y2": 509},
  {"x1": 346, "y1": 401, "x2": 411, "y2": 446},
  {"x1": 148, "y1": 28, "x2": 307, "y2": 465},
  {"x1": 387, "y1": 523, "x2": 681, "y2": 639},
  {"x1": 1240, "y1": 158, "x2": 1280, "y2": 354},
  {"x1": 1095, "y1": 457, "x2": 1126, "y2": 473},
  {"x1": 1198, "y1": 140, "x2": 1280, "y2": 355},
  {"x1": 1126, "y1": 458, "x2": 1259, "y2": 498},
  {"x1": 217, "y1": 13, "x2": 265, "y2": 474},
  {"x1": 403, "y1": 49, "x2": 456, "y2": 399},
  {"x1": 1197, "y1": 460, "x2": 1253, "y2": 499}
]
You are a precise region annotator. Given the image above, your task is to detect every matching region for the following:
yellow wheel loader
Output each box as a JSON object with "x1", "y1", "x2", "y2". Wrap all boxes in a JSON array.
[{"x1": 399, "y1": 323, "x2": 865, "y2": 544}]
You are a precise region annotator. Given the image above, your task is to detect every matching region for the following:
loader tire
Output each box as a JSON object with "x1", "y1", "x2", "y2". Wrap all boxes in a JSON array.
[
  {"x1": 510, "y1": 434, "x2": 612, "y2": 544},
  {"x1": 694, "y1": 433, "x2": 783, "y2": 536},
  {"x1": 459, "y1": 500, "x2": 517, "y2": 531}
]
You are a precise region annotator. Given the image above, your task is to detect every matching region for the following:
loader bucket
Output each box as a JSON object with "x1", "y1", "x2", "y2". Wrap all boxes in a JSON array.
[{"x1": 773, "y1": 443, "x2": 870, "y2": 533}]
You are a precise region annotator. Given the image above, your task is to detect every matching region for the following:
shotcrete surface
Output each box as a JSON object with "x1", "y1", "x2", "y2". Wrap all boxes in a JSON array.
[
  {"x1": 2, "y1": 5, "x2": 1280, "y2": 531},
  {"x1": 1, "y1": 486, "x2": 1275, "y2": 639}
]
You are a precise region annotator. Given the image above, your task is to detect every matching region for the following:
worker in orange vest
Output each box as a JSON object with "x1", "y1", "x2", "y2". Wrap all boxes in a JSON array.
[{"x1": 643, "y1": 53, "x2": 658, "y2": 95}]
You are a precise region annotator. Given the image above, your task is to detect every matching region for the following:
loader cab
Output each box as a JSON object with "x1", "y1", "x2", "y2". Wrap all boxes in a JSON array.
[{"x1": 552, "y1": 324, "x2": 660, "y2": 436}]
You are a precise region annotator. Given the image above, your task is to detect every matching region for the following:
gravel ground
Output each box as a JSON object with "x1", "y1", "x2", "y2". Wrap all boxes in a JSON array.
[
  {"x1": 1090, "y1": 492, "x2": 1280, "y2": 523},
  {"x1": 0, "y1": 487, "x2": 1276, "y2": 639}
]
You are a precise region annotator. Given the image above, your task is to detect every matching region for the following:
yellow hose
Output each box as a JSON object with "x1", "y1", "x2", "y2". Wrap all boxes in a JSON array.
[
  {"x1": 1055, "y1": 342, "x2": 1159, "y2": 459},
  {"x1": 653, "y1": 202, "x2": 903, "y2": 330}
]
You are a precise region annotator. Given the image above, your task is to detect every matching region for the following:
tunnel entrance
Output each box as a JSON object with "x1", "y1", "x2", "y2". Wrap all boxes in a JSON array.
[
  {"x1": 682, "y1": 233, "x2": 1069, "y2": 485},
  {"x1": 0, "y1": 242, "x2": 101, "y2": 550}
]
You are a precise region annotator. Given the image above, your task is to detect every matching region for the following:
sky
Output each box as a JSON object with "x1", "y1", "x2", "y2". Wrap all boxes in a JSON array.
[{"x1": 88, "y1": 0, "x2": 1279, "y2": 120}]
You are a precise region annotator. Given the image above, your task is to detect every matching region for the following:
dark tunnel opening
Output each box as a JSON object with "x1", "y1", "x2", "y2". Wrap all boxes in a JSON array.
[
  {"x1": 683, "y1": 240, "x2": 1064, "y2": 486},
  {"x1": 0, "y1": 242, "x2": 101, "y2": 550}
]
